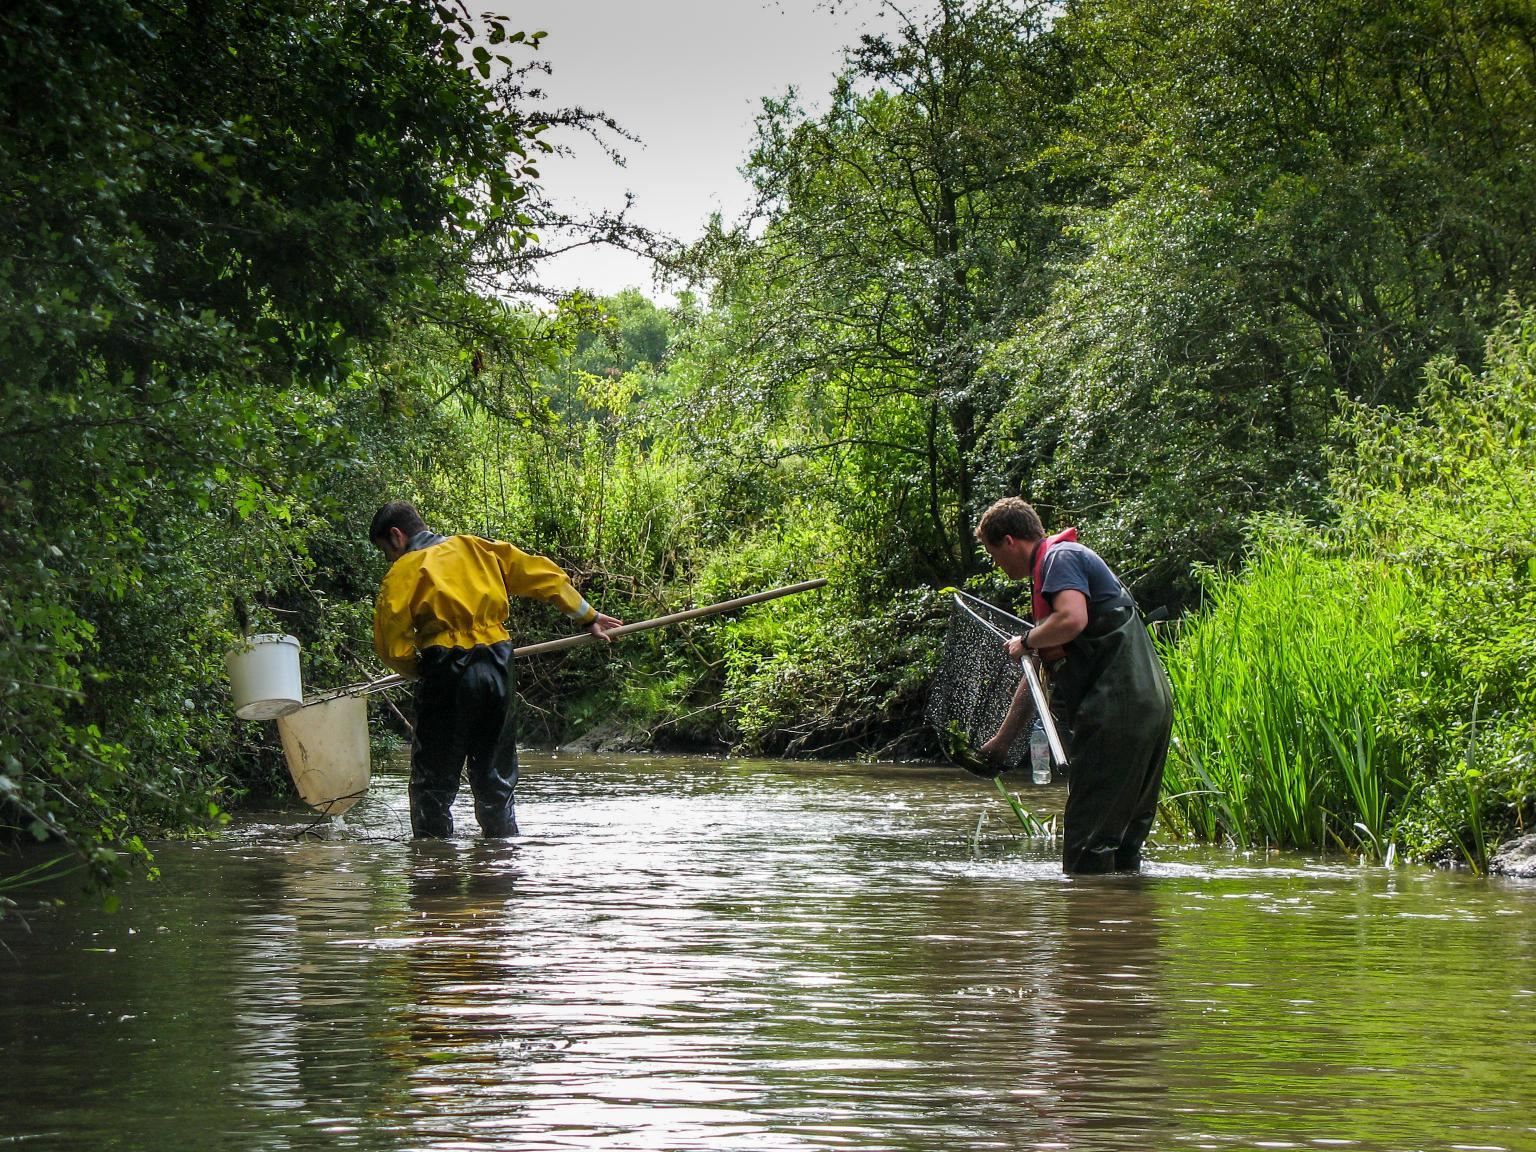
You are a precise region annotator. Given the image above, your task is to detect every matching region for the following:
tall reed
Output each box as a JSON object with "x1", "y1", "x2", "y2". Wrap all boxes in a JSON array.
[{"x1": 1158, "y1": 536, "x2": 1423, "y2": 856}]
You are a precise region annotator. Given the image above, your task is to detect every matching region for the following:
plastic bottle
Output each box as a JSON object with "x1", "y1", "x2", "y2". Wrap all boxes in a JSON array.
[{"x1": 1029, "y1": 721, "x2": 1051, "y2": 785}]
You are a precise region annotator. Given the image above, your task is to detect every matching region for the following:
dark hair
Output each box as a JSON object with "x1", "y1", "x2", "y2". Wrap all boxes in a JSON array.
[
  {"x1": 975, "y1": 497, "x2": 1044, "y2": 545},
  {"x1": 369, "y1": 501, "x2": 427, "y2": 544}
]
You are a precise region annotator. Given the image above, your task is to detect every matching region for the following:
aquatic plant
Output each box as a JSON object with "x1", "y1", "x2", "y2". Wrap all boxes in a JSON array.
[{"x1": 992, "y1": 777, "x2": 1055, "y2": 840}]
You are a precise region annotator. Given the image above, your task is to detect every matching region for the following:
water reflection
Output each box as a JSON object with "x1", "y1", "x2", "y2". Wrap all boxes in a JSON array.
[
  {"x1": 1, "y1": 754, "x2": 1534, "y2": 1152},
  {"x1": 1048, "y1": 878, "x2": 1171, "y2": 1143}
]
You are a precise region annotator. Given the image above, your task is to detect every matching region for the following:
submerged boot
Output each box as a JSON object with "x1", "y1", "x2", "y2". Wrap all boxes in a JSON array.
[
  {"x1": 476, "y1": 800, "x2": 519, "y2": 839},
  {"x1": 1064, "y1": 842, "x2": 1119, "y2": 874},
  {"x1": 409, "y1": 785, "x2": 455, "y2": 838}
]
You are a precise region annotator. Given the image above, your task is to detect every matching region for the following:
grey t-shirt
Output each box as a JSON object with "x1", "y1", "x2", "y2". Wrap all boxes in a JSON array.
[{"x1": 1038, "y1": 541, "x2": 1125, "y2": 608}]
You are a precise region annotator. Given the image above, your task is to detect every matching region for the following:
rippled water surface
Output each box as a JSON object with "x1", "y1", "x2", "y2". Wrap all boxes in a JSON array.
[{"x1": 4, "y1": 753, "x2": 1536, "y2": 1151}]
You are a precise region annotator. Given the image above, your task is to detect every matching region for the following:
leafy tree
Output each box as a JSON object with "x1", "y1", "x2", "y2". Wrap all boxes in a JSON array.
[
  {"x1": 1057, "y1": 0, "x2": 1536, "y2": 404},
  {"x1": 984, "y1": 173, "x2": 1335, "y2": 609},
  {"x1": 0, "y1": 0, "x2": 553, "y2": 898},
  {"x1": 978, "y1": 0, "x2": 1536, "y2": 607},
  {"x1": 685, "y1": 0, "x2": 1071, "y2": 586}
]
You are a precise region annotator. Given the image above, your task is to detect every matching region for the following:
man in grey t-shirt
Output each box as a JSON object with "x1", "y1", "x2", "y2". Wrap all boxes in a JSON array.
[{"x1": 974, "y1": 497, "x2": 1173, "y2": 873}]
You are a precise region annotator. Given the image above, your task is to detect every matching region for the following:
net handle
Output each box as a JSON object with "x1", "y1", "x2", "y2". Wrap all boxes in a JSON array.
[
  {"x1": 951, "y1": 592, "x2": 1070, "y2": 769},
  {"x1": 307, "y1": 579, "x2": 829, "y2": 707}
]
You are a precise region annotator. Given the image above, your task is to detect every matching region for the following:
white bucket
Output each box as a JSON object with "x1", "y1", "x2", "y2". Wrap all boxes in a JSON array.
[
  {"x1": 226, "y1": 633, "x2": 303, "y2": 720},
  {"x1": 276, "y1": 694, "x2": 371, "y2": 817}
]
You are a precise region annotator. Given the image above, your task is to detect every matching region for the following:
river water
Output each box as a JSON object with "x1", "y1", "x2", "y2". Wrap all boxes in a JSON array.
[{"x1": 3, "y1": 753, "x2": 1535, "y2": 1151}]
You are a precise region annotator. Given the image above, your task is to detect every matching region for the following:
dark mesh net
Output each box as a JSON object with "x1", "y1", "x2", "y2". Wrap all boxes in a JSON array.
[{"x1": 925, "y1": 594, "x2": 1036, "y2": 774}]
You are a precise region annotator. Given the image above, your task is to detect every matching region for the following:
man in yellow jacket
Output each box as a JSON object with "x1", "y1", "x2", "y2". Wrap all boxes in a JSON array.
[{"x1": 370, "y1": 502, "x2": 622, "y2": 837}]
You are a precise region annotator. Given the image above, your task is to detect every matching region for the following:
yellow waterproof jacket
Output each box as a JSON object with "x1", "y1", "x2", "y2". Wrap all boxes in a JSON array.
[{"x1": 374, "y1": 535, "x2": 596, "y2": 678}]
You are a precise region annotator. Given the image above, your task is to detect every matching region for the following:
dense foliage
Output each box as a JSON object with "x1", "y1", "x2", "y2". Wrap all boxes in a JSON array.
[
  {"x1": 1160, "y1": 308, "x2": 1536, "y2": 868},
  {"x1": 6, "y1": 0, "x2": 1535, "y2": 906}
]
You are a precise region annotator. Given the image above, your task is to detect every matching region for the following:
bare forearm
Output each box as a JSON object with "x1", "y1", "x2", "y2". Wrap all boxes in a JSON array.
[{"x1": 992, "y1": 674, "x2": 1037, "y2": 747}]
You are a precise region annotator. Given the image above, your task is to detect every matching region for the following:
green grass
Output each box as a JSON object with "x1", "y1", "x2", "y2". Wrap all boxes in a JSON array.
[{"x1": 1158, "y1": 538, "x2": 1422, "y2": 858}]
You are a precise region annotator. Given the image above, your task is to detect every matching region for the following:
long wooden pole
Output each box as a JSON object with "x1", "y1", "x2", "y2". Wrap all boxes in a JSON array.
[{"x1": 310, "y1": 578, "x2": 828, "y2": 705}]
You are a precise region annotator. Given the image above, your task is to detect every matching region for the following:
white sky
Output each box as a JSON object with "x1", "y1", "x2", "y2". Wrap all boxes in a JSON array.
[{"x1": 513, "y1": 0, "x2": 893, "y2": 300}]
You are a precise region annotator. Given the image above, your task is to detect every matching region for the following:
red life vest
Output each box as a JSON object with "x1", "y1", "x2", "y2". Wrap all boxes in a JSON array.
[
  {"x1": 1029, "y1": 527, "x2": 1078, "y2": 663},
  {"x1": 1029, "y1": 527, "x2": 1078, "y2": 621}
]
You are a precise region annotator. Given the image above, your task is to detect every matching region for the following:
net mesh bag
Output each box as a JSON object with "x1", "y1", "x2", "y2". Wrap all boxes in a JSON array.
[{"x1": 925, "y1": 594, "x2": 1036, "y2": 775}]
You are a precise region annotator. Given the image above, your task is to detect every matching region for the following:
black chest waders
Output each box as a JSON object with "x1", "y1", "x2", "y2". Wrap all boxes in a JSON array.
[
  {"x1": 1049, "y1": 595, "x2": 1174, "y2": 873},
  {"x1": 410, "y1": 640, "x2": 520, "y2": 838}
]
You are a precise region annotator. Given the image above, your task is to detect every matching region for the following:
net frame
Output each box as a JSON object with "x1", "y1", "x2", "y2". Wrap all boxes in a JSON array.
[
  {"x1": 953, "y1": 589, "x2": 1070, "y2": 768},
  {"x1": 925, "y1": 593, "x2": 1037, "y2": 773}
]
